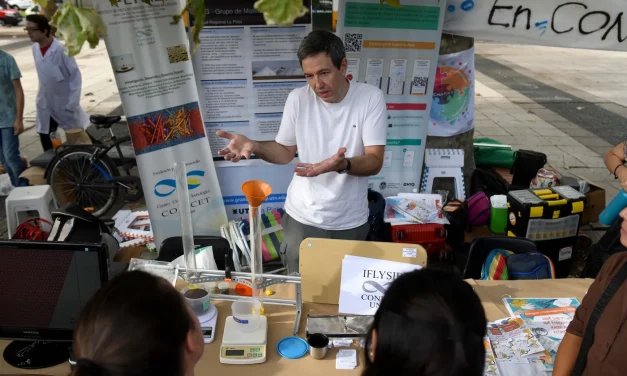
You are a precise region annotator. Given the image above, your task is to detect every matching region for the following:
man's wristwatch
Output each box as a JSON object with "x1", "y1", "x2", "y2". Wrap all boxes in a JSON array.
[{"x1": 337, "y1": 158, "x2": 351, "y2": 174}]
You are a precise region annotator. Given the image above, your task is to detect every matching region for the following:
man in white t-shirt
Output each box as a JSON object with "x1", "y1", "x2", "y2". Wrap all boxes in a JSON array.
[{"x1": 217, "y1": 31, "x2": 387, "y2": 273}]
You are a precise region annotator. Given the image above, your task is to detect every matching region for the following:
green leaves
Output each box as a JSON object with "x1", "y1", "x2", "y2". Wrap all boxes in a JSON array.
[
  {"x1": 254, "y1": 0, "x2": 309, "y2": 26},
  {"x1": 172, "y1": 0, "x2": 206, "y2": 51},
  {"x1": 32, "y1": 0, "x2": 48, "y2": 7},
  {"x1": 51, "y1": 2, "x2": 106, "y2": 56},
  {"x1": 48, "y1": 0, "x2": 312, "y2": 56}
]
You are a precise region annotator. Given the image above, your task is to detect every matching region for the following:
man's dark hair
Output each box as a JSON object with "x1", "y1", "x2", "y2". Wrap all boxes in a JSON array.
[
  {"x1": 297, "y1": 30, "x2": 346, "y2": 69},
  {"x1": 26, "y1": 14, "x2": 52, "y2": 38}
]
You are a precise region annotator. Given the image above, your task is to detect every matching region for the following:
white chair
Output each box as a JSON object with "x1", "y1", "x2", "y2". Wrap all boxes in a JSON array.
[{"x1": 6, "y1": 185, "x2": 57, "y2": 239}]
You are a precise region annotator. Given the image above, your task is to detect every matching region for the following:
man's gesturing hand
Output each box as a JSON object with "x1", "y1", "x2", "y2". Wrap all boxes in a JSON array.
[
  {"x1": 216, "y1": 130, "x2": 255, "y2": 162},
  {"x1": 295, "y1": 148, "x2": 347, "y2": 177}
]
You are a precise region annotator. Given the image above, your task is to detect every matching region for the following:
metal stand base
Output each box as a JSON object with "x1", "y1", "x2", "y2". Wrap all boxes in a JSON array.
[{"x1": 179, "y1": 269, "x2": 303, "y2": 335}]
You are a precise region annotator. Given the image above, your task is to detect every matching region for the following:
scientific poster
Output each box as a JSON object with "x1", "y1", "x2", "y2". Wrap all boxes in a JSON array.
[
  {"x1": 94, "y1": 0, "x2": 228, "y2": 249},
  {"x1": 191, "y1": 0, "x2": 313, "y2": 155},
  {"x1": 190, "y1": 0, "x2": 312, "y2": 216},
  {"x1": 215, "y1": 160, "x2": 297, "y2": 221},
  {"x1": 337, "y1": 0, "x2": 447, "y2": 196}
]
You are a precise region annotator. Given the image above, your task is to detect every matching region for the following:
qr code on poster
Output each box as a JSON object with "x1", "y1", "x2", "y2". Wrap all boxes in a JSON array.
[
  {"x1": 345, "y1": 33, "x2": 363, "y2": 53},
  {"x1": 412, "y1": 76, "x2": 428, "y2": 94},
  {"x1": 167, "y1": 44, "x2": 189, "y2": 64}
]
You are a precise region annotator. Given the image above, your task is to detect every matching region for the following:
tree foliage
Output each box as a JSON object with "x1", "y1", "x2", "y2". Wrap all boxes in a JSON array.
[{"x1": 35, "y1": 0, "x2": 314, "y2": 56}]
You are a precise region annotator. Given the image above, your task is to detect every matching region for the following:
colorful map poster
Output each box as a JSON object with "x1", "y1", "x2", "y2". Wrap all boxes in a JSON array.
[{"x1": 428, "y1": 47, "x2": 475, "y2": 137}]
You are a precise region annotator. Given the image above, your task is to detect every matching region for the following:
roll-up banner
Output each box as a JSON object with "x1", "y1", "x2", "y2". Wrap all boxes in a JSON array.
[
  {"x1": 337, "y1": 0, "x2": 447, "y2": 196},
  {"x1": 94, "y1": 0, "x2": 228, "y2": 249}
]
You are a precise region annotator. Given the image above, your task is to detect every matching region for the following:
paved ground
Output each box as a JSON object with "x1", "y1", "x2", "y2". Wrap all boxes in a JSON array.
[
  {"x1": 473, "y1": 42, "x2": 627, "y2": 204},
  {"x1": 1, "y1": 35, "x2": 626, "y2": 240}
]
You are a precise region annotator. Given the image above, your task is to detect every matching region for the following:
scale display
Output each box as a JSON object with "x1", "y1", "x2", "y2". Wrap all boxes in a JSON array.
[{"x1": 220, "y1": 345, "x2": 266, "y2": 363}]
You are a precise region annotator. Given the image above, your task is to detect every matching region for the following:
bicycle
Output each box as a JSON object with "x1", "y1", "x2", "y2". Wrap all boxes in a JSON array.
[{"x1": 46, "y1": 115, "x2": 143, "y2": 218}]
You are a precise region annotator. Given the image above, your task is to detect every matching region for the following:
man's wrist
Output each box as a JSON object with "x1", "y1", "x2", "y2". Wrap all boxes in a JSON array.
[
  {"x1": 336, "y1": 158, "x2": 350, "y2": 173},
  {"x1": 250, "y1": 140, "x2": 260, "y2": 155}
]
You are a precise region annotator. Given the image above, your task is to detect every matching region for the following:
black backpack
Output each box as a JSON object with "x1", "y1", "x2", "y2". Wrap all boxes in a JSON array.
[
  {"x1": 582, "y1": 215, "x2": 627, "y2": 278},
  {"x1": 367, "y1": 189, "x2": 389, "y2": 242},
  {"x1": 48, "y1": 205, "x2": 118, "y2": 259},
  {"x1": 470, "y1": 167, "x2": 510, "y2": 197},
  {"x1": 511, "y1": 150, "x2": 547, "y2": 188}
]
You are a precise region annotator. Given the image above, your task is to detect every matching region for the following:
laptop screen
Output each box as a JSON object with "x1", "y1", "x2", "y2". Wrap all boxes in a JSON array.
[{"x1": 0, "y1": 247, "x2": 103, "y2": 331}]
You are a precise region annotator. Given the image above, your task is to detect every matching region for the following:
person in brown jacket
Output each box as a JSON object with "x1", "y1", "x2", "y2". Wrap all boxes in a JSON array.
[{"x1": 553, "y1": 207, "x2": 627, "y2": 376}]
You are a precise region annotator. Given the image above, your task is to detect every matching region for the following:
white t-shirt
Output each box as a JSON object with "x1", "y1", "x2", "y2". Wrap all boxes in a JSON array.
[{"x1": 276, "y1": 82, "x2": 387, "y2": 230}]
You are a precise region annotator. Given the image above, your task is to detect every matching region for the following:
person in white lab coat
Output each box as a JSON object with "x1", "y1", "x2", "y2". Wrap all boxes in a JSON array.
[{"x1": 25, "y1": 15, "x2": 89, "y2": 151}]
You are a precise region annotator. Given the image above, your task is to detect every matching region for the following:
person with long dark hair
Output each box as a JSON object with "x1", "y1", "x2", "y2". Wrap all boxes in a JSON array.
[
  {"x1": 71, "y1": 271, "x2": 204, "y2": 376},
  {"x1": 363, "y1": 269, "x2": 487, "y2": 376}
]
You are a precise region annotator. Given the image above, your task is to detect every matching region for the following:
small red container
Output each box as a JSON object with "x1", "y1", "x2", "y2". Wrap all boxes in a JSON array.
[{"x1": 390, "y1": 224, "x2": 447, "y2": 254}]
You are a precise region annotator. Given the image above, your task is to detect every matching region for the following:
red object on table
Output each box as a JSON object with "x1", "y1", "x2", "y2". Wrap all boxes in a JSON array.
[
  {"x1": 390, "y1": 223, "x2": 447, "y2": 254},
  {"x1": 235, "y1": 283, "x2": 252, "y2": 297}
]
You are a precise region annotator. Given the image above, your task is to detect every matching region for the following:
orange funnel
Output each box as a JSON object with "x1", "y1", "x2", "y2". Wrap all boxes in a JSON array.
[{"x1": 242, "y1": 180, "x2": 272, "y2": 207}]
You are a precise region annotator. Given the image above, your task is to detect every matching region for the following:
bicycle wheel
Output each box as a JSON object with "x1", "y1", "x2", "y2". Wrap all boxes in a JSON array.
[{"x1": 47, "y1": 150, "x2": 121, "y2": 217}]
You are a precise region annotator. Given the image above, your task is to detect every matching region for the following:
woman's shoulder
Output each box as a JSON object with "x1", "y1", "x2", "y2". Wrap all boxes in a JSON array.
[{"x1": 597, "y1": 252, "x2": 627, "y2": 284}]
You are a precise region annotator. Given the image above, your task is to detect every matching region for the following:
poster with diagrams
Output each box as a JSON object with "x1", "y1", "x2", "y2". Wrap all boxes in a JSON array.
[
  {"x1": 387, "y1": 59, "x2": 407, "y2": 95},
  {"x1": 191, "y1": 0, "x2": 313, "y2": 156},
  {"x1": 337, "y1": 0, "x2": 447, "y2": 196},
  {"x1": 189, "y1": 0, "x2": 312, "y2": 219}
]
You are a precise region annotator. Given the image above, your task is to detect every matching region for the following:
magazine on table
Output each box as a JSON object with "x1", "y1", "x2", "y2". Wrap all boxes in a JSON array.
[
  {"x1": 383, "y1": 195, "x2": 447, "y2": 224},
  {"x1": 484, "y1": 337, "x2": 501, "y2": 376},
  {"x1": 487, "y1": 317, "x2": 546, "y2": 362},
  {"x1": 502, "y1": 298, "x2": 581, "y2": 370}
]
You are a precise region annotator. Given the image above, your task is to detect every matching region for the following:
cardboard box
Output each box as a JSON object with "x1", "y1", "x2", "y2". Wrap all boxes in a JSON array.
[{"x1": 581, "y1": 183, "x2": 606, "y2": 225}]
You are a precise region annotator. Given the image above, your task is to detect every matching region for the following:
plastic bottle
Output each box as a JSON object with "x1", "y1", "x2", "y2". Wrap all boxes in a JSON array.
[
  {"x1": 599, "y1": 190, "x2": 627, "y2": 226},
  {"x1": 50, "y1": 130, "x2": 62, "y2": 149}
]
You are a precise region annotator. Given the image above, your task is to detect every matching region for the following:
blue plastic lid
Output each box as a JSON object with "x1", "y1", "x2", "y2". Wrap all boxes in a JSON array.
[{"x1": 276, "y1": 336, "x2": 309, "y2": 359}]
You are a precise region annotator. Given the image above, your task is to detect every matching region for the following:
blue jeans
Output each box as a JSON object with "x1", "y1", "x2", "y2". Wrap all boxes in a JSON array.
[{"x1": 0, "y1": 127, "x2": 27, "y2": 187}]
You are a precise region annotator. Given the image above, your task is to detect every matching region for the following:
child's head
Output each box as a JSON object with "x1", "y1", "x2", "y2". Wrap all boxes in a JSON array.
[
  {"x1": 364, "y1": 269, "x2": 487, "y2": 376},
  {"x1": 72, "y1": 271, "x2": 204, "y2": 376}
]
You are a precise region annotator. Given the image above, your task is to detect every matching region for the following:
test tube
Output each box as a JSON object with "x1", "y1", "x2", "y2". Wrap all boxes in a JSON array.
[
  {"x1": 174, "y1": 161, "x2": 197, "y2": 281},
  {"x1": 249, "y1": 204, "x2": 263, "y2": 307},
  {"x1": 241, "y1": 180, "x2": 272, "y2": 314}
]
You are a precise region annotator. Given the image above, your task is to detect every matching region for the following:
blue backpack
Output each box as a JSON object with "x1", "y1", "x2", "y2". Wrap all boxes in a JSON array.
[
  {"x1": 481, "y1": 249, "x2": 556, "y2": 280},
  {"x1": 507, "y1": 253, "x2": 556, "y2": 280}
]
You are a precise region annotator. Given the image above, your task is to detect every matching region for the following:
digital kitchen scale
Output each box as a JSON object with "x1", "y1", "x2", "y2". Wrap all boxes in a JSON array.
[
  {"x1": 220, "y1": 316, "x2": 267, "y2": 365},
  {"x1": 198, "y1": 304, "x2": 218, "y2": 344}
]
